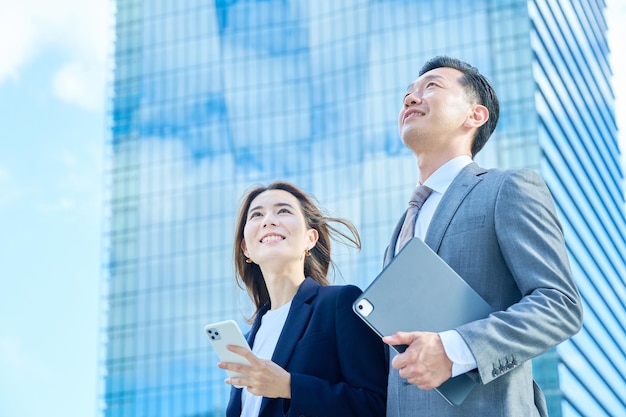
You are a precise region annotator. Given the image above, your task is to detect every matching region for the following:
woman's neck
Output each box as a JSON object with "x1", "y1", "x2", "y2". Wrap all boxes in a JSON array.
[{"x1": 261, "y1": 266, "x2": 305, "y2": 310}]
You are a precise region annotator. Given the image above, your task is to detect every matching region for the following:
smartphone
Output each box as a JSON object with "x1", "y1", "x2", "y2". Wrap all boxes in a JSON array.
[{"x1": 205, "y1": 320, "x2": 251, "y2": 387}]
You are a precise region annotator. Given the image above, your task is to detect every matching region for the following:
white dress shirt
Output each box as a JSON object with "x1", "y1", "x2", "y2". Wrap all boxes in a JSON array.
[
  {"x1": 241, "y1": 301, "x2": 292, "y2": 417},
  {"x1": 401, "y1": 155, "x2": 478, "y2": 377}
]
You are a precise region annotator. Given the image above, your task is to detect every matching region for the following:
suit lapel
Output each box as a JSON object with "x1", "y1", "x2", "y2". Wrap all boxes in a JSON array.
[
  {"x1": 271, "y1": 278, "x2": 317, "y2": 368},
  {"x1": 425, "y1": 162, "x2": 486, "y2": 252},
  {"x1": 386, "y1": 163, "x2": 487, "y2": 263},
  {"x1": 247, "y1": 304, "x2": 270, "y2": 346},
  {"x1": 228, "y1": 304, "x2": 270, "y2": 417},
  {"x1": 384, "y1": 210, "x2": 407, "y2": 266}
]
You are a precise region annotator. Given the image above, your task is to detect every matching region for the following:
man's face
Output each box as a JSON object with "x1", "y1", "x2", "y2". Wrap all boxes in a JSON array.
[{"x1": 398, "y1": 67, "x2": 475, "y2": 153}]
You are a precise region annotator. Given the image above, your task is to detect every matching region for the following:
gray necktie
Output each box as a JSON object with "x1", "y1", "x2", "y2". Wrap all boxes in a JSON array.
[{"x1": 396, "y1": 185, "x2": 433, "y2": 252}]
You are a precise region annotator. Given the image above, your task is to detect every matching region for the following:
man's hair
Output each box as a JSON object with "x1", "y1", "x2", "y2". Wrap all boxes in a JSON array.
[{"x1": 419, "y1": 56, "x2": 500, "y2": 156}]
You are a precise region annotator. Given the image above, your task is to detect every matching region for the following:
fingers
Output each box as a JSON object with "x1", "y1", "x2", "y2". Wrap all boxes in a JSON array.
[
  {"x1": 404, "y1": 375, "x2": 437, "y2": 390},
  {"x1": 389, "y1": 332, "x2": 452, "y2": 389},
  {"x1": 384, "y1": 332, "x2": 420, "y2": 370},
  {"x1": 226, "y1": 344, "x2": 259, "y2": 364},
  {"x1": 390, "y1": 348, "x2": 413, "y2": 370},
  {"x1": 382, "y1": 331, "x2": 419, "y2": 346},
  {"x1": 219, "y1": 361, "x2": 252, "y2": 390},
  {"x1": 218, "y1": 360, "x2": 249, "y2": 374},
  {"x1": 225, "y1": 376, "x2": 249, "y2": 389},
  {"x1": 395, "y1": 359, "x2": 436, "y2": 390},
  {"x1": 222, "y1": 358, "x2": 291, "y2": 398}
]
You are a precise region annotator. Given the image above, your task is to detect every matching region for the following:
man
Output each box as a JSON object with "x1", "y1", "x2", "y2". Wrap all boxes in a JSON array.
[{"x1": 382, "y1": 56, "x2": 583, "y2": 417}]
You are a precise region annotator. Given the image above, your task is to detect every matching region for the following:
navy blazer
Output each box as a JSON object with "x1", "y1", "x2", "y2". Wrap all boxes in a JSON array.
[{"x1": 226, "y1": 278, "x2": 387, "y2": 417}]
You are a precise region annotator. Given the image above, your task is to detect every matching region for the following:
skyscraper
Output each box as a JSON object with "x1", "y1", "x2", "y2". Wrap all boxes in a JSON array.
[{"x1": 101, "y1": 1, "x2": 625, "y2": 416}]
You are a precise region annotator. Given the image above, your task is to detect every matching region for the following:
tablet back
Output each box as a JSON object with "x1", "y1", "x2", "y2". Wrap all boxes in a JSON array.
[{"x1": 353, "y1": 237, "x2": 495, "y2": 406}]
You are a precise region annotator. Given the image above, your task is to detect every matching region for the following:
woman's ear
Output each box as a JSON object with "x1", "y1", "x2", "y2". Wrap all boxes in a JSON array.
[
  {"x1": 307, "y1": 228, "x2": 319, "y2": 249},
  {"x1": 241, "y1": 240, "x2": 249, "y2": 258}
]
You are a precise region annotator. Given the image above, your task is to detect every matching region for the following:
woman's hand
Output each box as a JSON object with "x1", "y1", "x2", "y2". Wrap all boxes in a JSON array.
[{"x1": 219, "y1": 345, "x2": 292, "y2": 399}]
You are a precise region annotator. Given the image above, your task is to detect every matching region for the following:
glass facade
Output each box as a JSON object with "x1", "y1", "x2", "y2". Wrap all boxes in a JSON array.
[
  {"x1": 100, "y1": 0, "x2": 625, "y2": 416},
  {"x1": 529, "y1": 1, "x2": 626, "y2": 416}
]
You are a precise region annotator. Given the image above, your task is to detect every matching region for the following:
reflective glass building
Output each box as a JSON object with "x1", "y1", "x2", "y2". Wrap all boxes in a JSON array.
[{"x1": 101, "y1": 0, "x2": 626, "y2": 416}]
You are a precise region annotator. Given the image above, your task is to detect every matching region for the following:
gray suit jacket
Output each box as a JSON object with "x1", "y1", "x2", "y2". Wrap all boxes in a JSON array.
[{"x1": 384, "y1": 163, "x2": 583, "y2": 417}]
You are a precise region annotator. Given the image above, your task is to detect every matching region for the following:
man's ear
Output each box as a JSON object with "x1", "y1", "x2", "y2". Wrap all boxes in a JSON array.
[{"x1": 465, "y1": 104, "x2": 489, "y2": 129}]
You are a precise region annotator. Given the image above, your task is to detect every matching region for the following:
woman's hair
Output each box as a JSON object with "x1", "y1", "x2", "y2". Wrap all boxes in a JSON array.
[{"x1": 233, "y1": 181, "x2": 361, "y2": 317}]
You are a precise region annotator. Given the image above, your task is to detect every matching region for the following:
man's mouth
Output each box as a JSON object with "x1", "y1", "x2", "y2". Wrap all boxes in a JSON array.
[{"x1": 404, "y1": 109, "x2": 425, "y2": 121}]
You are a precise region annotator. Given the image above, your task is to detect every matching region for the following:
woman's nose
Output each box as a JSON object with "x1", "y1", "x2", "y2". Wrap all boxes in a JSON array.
[{"x1": 262, "y1": 213, "x2": 277, "y2": 227}]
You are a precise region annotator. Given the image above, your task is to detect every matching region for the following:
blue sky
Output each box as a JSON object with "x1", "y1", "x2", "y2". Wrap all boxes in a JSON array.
[
  {"x1": 0, "y1": 1, "x2": 624, "y2": 417},
  {"x1": 0, "y1": 0, "x2": 109, "y2": 415}
]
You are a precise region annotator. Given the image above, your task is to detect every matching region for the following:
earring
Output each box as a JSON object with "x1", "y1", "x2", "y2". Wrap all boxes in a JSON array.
[
  {"x1": 245, "y1": 258, "x2": 252, "y2": 264},
  {"x1": 305, "y1": 248, "x2": 311, "y2": 257}
]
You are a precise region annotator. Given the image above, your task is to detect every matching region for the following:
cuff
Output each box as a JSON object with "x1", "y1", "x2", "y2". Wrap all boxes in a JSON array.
[{"x1": 439, "y1": 330, "x2": 477, "y2": 377}]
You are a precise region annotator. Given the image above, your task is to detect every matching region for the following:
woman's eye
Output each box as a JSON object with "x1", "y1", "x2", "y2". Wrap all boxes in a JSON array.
[
  {"x1": 249, "y1": 212, "x2": 262, "y2": 219},
  {"x1": 278, "y1": 208, "x2": 291, "y2": 214}
]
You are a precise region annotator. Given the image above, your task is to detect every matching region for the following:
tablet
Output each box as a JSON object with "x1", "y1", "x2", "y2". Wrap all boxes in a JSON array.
[{"x1": 353, "y1": 237, "x2": 494, "y2": 406}]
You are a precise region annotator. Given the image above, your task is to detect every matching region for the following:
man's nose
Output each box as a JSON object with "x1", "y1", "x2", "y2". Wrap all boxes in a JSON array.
[{"x1": 404, "y1": 91, "x2": 421, "y2": 106}]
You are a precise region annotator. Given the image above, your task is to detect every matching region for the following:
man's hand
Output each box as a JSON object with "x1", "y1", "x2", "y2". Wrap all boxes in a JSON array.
[
  {"x1": 218, "y1": 345, "x2": 291, "y2": 398},
  {"x1": 383, "y1": 331, "x2": 453, "y2": 389}
]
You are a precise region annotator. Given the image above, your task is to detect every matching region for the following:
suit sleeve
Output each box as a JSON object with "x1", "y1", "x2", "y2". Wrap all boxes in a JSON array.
[
  {"x1": 288, "y1": 285, "x2": 387, "y2": 417},
  {"x1": 457, "y1": 169, "x2": 583, "y2": 384}
]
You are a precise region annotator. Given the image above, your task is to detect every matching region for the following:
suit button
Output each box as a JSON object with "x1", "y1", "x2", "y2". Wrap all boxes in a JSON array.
[{"x1": 497, "y1": 359, "x2": 507, "y2": 374}]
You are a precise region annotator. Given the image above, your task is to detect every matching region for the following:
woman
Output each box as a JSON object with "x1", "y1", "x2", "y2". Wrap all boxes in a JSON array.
[{"x1": 220, "y1": 181, "x2": 387, "y2": 417}]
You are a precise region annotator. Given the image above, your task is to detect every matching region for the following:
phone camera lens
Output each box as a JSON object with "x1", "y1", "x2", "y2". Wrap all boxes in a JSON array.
[{"x1": 358, "y1": 304, "x2": 363, "y2": 310}]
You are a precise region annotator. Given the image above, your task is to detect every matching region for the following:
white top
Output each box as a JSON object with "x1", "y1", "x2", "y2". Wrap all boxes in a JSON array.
[
  {"x1": 241, "y1": 301, "x2": 292, "y2": 417},
  {"x1": 401, "y1": 155, "x2": 478, "y2": 377}
]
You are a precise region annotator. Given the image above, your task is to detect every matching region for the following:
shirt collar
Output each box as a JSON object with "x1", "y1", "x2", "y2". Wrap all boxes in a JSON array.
[{"x1": 421, "y1": 155, "x2": 473, "y2": 195}]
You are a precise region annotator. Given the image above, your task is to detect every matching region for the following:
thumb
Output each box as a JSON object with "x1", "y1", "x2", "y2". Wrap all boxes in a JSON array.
[{"x1": 382, "y1": 331, "x2": 417, "y2": 346}]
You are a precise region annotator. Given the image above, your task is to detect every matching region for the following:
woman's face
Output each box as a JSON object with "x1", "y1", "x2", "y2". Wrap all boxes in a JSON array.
[{"x1": 241, "y1": 189, "x2": 318, "y2": 267}]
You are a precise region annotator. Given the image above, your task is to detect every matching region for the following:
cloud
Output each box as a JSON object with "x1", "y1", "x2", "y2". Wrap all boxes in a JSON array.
[
  {"x1": 0, "y1": 0, "x2": 112, "y2": 111},
  {"x1": 0, "y1": 3, "x2": 37, "y2": 83},
  {"x1": 53, "y1": 60, "x2": 106, "y2": 111}
]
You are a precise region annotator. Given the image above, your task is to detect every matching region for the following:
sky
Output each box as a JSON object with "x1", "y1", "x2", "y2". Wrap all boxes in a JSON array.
[{"x1": 0, "y1": 1, "x2": 624, "y2": 417}]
